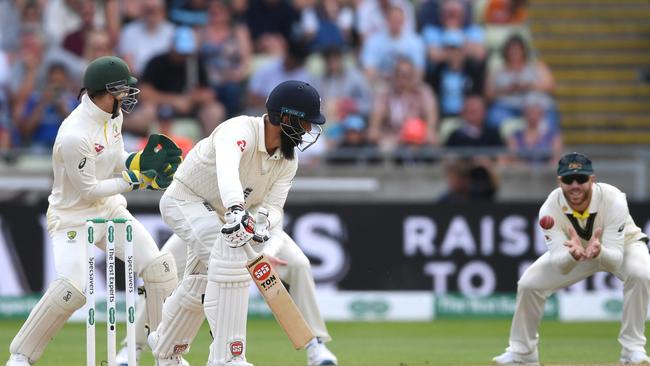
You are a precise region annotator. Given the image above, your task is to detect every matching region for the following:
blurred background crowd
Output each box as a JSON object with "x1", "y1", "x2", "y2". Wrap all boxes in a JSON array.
[{"x1": 0, "y1": 0, "x2": 562, "y2": 170}]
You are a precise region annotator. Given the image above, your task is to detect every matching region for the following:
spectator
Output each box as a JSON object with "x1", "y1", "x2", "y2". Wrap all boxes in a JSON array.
[
  {"x1": 9, "y1": 26, "x2": 45, "y2": 124},
  {"x1": 0, "y1": 49, "x2": 10, "y2": 152},
  {"x1": 16, "y1": 63, "x2": 78, "y2": 150},
  {"x1": 300, "y1": 0, "x2": 354, "y2": 51},
  {"x1": 427, "y1": 30, "x2": 484, "y2": 118},
  {"x1": 360, "y1": 5, "x2": 426, "y2": 82},
  {"x1": 118, "y1": 0, "x2": 175, "y2": 76},
  {"x1": 0, "y1": 0, "x2": 42, "y2": 52},
  {"x1": 506, "y1": 92, "x2": 562, "y2": 165},
  {"x1": 485, "y1": 0, "x2": 528, "y2": 25},
  {"x1": 200, "y1": 0, "x2": 253, "y2": 118},
  {"x1": 368, "y1": 57, "x2": 438, "y2": 150},
  {"x1": 245, "y1": 0, "x2": 301, "y2": 54},
  {"x1": 137, "y1": 26, "x2": 225, "y2": 135},
  {"x1": 326, "y1": 115, "x2": 380, "y2": 164},
  {"x1": 418, "y1": 0, "x2": 472, "y2": 30},
  {"x1": 247, "y1": 38, "x2": 314, "y2": 113},
  {"x1": 167, "y1": 0, "x2": 210, "y2": 26},
  {"x1": 445, "y1": 94, "x2": 503, "y2": 148},
  {"x1": 438, "y1": 158, "x2": 498, "y2": 203},
  {"x1": 316, "y1": 45, "x2": 373, "y2": 131},
  {"x1": 62, "y1": 0, "x2": 96, "y2": 57},
  {"x1": 485, "y1": 34, "x2": 557, "y2": 128},
  {"x1": 422, "y1": 0, "x2": 486, "y2": 65},
  {"x1": 43, "y1": 0, "x2": 97, "y2": 46},
  {"x1": 356, "y1": 0, "x2": 415, "y2": 41}
]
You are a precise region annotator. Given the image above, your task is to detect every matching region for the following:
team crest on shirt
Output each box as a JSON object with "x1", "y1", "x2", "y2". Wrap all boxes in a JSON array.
[
  {"x1": 112, "y1": 122, "x2": 120, "y2": 138},
  {"x1": 94, "y1": 143, "x2": 105, "y2": 154},
  {"x1": 67, "y1": 231, "x2": 77, "y2": 242},
  {"x1": 237, "y1": 140, "x2": 246, "y2": 152}
]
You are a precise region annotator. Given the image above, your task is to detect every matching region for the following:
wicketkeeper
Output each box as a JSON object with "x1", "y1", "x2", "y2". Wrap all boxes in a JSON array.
[{"x1": 6, "y1": 56, "x2": 181, "y2": 366}]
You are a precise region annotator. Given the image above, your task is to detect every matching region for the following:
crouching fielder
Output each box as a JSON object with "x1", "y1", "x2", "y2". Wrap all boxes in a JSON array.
[
  {"x1": 6, "y1": 56, "x2": 180, "y2": 366},
  {"x1": 493, "y1": 152, "x2": 650, "y2": 365},
  {"x1": 149, "y1": 81, "x2": 334, "y2": 366}
]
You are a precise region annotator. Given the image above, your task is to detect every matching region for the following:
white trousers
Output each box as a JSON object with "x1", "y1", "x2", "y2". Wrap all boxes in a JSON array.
[
  {"x1": 508, "y1": 241, "x2": 650, "y2": 357},
  {"x1": 50, "y1": 203, "x2": 162, "y2": 290},
  {"x1": 158, "y1": 195, "x2": 331, "y2": 340}
]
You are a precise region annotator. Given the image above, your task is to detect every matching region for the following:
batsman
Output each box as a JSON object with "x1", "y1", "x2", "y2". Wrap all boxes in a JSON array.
[
  {"x1": 493, "y1": 152, "x2": 650, "y2": 365},
  {"x1": 6, "y1": 56, "x2": 181, "y2": 366},
  {"x1": 149, "y1": 80, "x2": 336, "y2": 366}
]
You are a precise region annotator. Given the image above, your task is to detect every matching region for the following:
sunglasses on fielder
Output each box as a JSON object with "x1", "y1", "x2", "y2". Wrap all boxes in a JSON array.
[{"x1": 561, "y1": 174, "x2": 590, "y2": 185}]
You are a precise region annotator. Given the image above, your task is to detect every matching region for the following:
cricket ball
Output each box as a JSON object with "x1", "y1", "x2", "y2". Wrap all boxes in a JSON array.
[{"x1": 539, "y1": 215, "x2": 554, "y2": 230}]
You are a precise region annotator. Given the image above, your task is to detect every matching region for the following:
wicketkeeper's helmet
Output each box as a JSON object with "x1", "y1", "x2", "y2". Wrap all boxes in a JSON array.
[{"x1": 82, "y1": 56, "x2": 140, "y2": 114}]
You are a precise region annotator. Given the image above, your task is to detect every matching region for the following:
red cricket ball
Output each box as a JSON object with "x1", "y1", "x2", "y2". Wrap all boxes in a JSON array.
[{"x1": 539, "y1": 215, "x2": 555, "y2": 230}]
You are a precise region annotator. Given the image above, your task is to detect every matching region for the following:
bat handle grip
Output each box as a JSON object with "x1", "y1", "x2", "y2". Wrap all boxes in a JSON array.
[{"x1": 242, "y1": 242, "x2": 257, "y2": 260}]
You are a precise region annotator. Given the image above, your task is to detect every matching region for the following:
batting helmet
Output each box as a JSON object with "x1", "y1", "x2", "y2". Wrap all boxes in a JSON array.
[{"x1": 265, "y1": 80, "x2": 325, "y2": 126}]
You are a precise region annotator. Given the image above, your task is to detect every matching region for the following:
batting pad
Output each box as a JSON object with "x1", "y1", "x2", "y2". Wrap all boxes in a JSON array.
[
  {"x1": 141, "y1": 251, "x2": 178, "y2": 330},
  {"x1": 205, "y1": 278, "x2": 250, "y2": 365},
  {"x1": 152, "y1": 274, "x2": 207, "y2": 358},
  {"x1": 10, "y1": 278, "x2": 86, "y2": 363}
]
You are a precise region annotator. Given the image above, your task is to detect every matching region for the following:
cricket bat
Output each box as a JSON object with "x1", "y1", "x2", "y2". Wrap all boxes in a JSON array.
[{"x1": 242, "y1": 208, "x2": 315, "y2": 349}]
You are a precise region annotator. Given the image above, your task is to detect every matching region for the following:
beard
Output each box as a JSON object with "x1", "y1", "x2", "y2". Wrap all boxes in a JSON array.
[
  {"x1": 280, "y1": 130, "x2": 297, "y2": 160},
  {"x1": 563, "y1": 185, "x2": 591, "y2": 208}
]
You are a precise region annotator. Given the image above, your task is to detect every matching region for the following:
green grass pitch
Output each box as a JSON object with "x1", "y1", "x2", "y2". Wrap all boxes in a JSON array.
[{"x1": 0, "y1": 318, "x2": 633, "y2": 365}]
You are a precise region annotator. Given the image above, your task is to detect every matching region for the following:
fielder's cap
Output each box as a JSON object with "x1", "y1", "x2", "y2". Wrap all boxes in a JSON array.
[
  {"x1": 557, "y1": 152, "x2": 594, "y2": 176},
  {"x1": 441, "y1": 29, "x2": 465, "y2": 48},
  {"x1": 174, "y1": 26, "x2": 196, "y2": 55}
]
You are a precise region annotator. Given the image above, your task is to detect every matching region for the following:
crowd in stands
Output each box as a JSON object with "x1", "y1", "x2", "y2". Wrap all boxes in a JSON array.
[{"x1": 0, "y1": 0, "x2": 563, "y2": 170}]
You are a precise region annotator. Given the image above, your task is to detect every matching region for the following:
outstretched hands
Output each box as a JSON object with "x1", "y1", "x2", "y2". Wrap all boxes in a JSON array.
[{"x1": 564, "y1": 226, "x2": 602, "y2": 261}]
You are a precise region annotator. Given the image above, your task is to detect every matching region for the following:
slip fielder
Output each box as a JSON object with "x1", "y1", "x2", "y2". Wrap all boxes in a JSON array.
[
  {"x1": 5, "y1": 56, "x2": 181, "y2": 366},
  {"x1": 493, "y1": 152, "x2": 650, "y2": 365},
  {"x1": 148, "y1": 80, "x2": 337, "y2": 366}
]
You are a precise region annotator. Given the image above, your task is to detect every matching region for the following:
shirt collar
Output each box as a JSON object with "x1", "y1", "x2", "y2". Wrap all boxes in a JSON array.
[
  {"x1": 258, "y1": 114, "x2": 283, "y2": 160},
  {"x1": 82, "y1": 94, "x2": 114, "y2": 123}
]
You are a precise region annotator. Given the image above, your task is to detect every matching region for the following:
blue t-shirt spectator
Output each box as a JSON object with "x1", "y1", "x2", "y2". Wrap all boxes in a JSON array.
[{"x1": 20, "y1": 90, "x2": 78, "y2": 148}]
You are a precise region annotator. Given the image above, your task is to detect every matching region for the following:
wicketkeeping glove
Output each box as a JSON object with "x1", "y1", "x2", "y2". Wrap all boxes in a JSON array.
[
  {"x1": 221, "y1": 205, "x2": 256, "y2": 248},
  {"x1": 126, "y1": 134, "x2": 182, "y2": 177}
]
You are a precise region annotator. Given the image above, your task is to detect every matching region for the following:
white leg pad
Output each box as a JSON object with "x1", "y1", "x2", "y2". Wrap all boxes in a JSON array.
[
  {"x1": 152, "y1": 274, "x2": 207, "y2": 358},
  {"x1": 205, "y1": 259, "x2": 250, "y2": 366},
  {"x1": 10, "y1": 278, "x2": 86, "y2": 363},
  {"x1": 141, "y1": 251, "x2": 178, "y2": 330}
]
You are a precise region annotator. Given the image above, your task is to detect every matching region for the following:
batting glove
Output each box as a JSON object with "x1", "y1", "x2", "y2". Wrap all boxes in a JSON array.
[{"x1": 221, "y1": 205, "x2": 256, "y2": 247}]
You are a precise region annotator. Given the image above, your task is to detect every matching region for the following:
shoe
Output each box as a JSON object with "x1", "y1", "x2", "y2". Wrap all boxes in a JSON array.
[
  {"x1": 492, "y1": 350, "x2": 539, "y2": 365},
  {"x1": 306, "y1": 338, "x2": 338, "y2": 366},
  {"x1": 621, "y1": 351, "x2": 650, "y2": 364},
  {"x1": 116, "y1": 345, "x2": 142, "y2": 366},
  {"x1": 148, "y1": 331, "x2": 191, "y2": 366},
  {"x1": 224, "y1": 358, "x2": 254, "y2": 366},
  {"x1": 6, "y1": 354, "x2": 30, "y2": 366}
]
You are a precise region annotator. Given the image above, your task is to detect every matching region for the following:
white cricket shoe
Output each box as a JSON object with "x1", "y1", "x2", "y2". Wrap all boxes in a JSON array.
[
  {"x1": 148, "y1": 331, "x2": 191, "y2": 366},
  {"x1": 492, "y1": 350, "x2": 539, "y2": 365},
  {"x1": 224, "y1": 357, "x2": 254, "y2": 366},
  {"x1": 621, "y1": 351, "x2": 650, "y2": 364},
  {"x1": 306, "y1": 338, "x2": 338, "y2": 366},
  {"x1": 5, "y1": 354, "x2": 30, "y2": 366}
]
